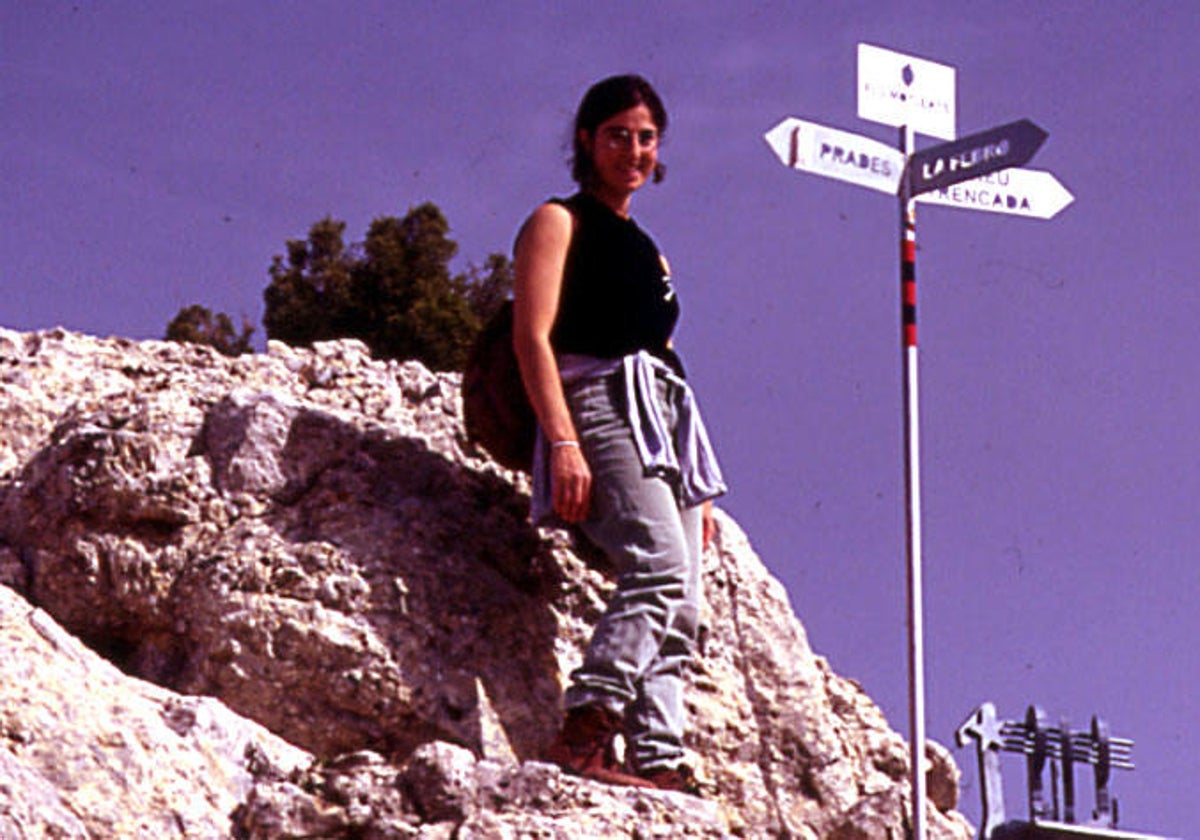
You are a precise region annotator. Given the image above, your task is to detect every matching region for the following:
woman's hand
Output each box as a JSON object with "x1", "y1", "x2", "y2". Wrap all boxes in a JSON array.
[
  {"x1": 701, "y1": 500, "x2": 717, "y2": 551},
  {"x1": 551, "y1": 443, "x2": 592, "y2": 523}
]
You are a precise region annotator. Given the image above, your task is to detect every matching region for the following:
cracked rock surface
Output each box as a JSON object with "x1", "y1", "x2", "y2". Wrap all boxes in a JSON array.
[{"x1": 0, "y1": 328, "x2": 972, "y2": 839}]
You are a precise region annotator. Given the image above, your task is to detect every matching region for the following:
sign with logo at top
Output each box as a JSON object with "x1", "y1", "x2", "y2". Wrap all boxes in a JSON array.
[
  {"x1": 858, "y1": 43, "x2": 956, "y2": 140},
  {"x1": 763, "y1": 117, "x2": 905, "y2": 195},
  {"x1": 905, "y1": 118, "x2": 1047, "y2": 196}
]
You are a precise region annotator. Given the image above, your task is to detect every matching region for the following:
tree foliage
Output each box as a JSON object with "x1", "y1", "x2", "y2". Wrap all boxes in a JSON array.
[
  {"x1": 166, "y1": 304, "x2": 254, "y2": 356},
  {"x1": 262, "y1": 203, "x2": 512, "y2": 371}
]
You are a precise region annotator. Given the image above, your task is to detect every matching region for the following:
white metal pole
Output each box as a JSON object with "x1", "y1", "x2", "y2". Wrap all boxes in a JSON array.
[{"x1": 900, "y1": 123, "x2": 928, "y2": 840}]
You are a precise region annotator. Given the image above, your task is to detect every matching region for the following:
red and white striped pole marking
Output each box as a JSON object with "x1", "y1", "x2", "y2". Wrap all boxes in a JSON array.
[{"x1": 899, "y1": 123, "x2": 929, "y2": 840}]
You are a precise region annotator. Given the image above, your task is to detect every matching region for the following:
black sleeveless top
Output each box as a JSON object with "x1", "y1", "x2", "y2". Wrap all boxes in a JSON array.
[{"x1": 549, "y1": 193, "x2": 683, "y2": 375}]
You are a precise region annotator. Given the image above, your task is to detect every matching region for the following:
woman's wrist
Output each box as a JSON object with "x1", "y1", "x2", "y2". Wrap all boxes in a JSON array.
[{"x1": 551, "y1": 439, "x2": 581, "y2": 449}]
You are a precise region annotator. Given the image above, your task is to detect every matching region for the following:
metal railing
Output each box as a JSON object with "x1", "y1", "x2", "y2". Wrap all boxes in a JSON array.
[{"x1": 955, "y1": 702, "x2": 1175, "y2": 840}]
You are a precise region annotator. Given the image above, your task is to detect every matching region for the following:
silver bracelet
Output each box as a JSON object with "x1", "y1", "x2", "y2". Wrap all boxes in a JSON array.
[{"x1": 551, "y1": 440, "x2": 581, "y2": 449}]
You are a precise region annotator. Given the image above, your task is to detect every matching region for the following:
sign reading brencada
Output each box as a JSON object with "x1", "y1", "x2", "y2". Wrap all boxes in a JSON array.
[
  {"x1": 938, "y1": 175, "x2": 1029, "y2": 210},
  {"x1": 918, "y1": 168, "x2": 1074, "y2": 219}
]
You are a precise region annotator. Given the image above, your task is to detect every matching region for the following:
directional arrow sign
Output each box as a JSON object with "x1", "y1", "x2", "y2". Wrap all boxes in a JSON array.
[
  {"x1": 905, "y1": 118, "x2": 1048, "y2": 197},
  {"x1": 764, "y1": 117, "x2": 905, "y2": 195},
  {"x1": 917, "y1": 168, "x2": 1074, "y2": 219}
]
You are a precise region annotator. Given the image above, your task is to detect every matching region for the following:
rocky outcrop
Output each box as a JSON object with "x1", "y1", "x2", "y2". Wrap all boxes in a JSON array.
[{"x1": 0, "y1": 327, "x2": 973, "y2": 839}]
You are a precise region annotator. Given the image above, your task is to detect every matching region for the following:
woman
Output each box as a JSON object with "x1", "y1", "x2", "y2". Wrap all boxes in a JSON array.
[{"x1": 512, "y1": 74, "x2": 726, "y2": 794}]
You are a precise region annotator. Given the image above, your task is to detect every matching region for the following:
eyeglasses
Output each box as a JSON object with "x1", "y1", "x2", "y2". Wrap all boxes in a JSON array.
[{"x1": 600, "y1": 126, "x2": 659, "y2": 151}]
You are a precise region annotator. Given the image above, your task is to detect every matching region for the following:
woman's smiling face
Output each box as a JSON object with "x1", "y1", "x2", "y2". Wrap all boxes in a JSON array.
[{"x1": 580, "y1": 104, "x2": 660, "y2": 211}]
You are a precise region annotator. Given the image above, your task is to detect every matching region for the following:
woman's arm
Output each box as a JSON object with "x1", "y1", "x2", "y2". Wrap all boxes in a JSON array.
[
  {"x1": 513, "y1": 202, "x2": 592, "y2": 523},
  {"x1": 702, "y1": 500, "x2": 716, "y2": 550}
]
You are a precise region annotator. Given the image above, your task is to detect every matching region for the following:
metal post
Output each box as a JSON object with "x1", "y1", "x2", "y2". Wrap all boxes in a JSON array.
[
  {"x1": 899, "y1": 123, "x2": 927, "y2": 840},
  {"x1": 955, "y1": 703, "x2": 1008, "y2": 837},
  {"x1": 1060, "y1": 717, "x2": 1076, "y2": 823}
]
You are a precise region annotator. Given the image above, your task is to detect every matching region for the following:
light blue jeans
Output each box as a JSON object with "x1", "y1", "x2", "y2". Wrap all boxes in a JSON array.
[{"x1": 562, "y1": 370, "x2": 704, "y2": 773}]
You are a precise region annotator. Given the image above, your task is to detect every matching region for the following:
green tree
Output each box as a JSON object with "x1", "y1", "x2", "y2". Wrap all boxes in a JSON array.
[
  {"x1": 262, "y1": 217, "x2": 357, "y2": 347},
  {"x1": 461, "y1": 252, "x2": 514, "y2": 327},
  {"x1": 166, "y1": 304, "x2": 254, "y2": 356},
  {"x1": 262, "y1": 203, "x2": 512, "y2": 371}
]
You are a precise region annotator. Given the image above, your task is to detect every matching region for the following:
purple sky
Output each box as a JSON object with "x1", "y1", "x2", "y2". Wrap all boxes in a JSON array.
[{"x1": 4, "y1": 3, "x2": 1197, "y2": 834}]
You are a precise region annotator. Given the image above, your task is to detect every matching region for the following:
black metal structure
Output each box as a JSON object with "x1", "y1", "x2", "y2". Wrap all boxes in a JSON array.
[{"x1": 955, "y1": 703, "x2": 1176, "y2": 840}]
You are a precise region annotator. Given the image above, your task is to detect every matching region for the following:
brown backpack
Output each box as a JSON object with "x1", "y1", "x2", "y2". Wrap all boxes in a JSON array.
[{"x1": 462, "y1": 300, "x2": 536, "y2": 472}]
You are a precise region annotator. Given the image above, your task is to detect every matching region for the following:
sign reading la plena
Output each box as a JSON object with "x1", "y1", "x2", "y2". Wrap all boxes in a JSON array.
[{"x1": 904, "y1": 119, "x2": 1048, "y2": 196}]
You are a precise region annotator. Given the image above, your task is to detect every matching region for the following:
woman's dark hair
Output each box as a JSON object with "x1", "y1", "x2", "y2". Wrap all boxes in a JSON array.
[{"x1": 571, "y1": 74, "x2": 668, "y2": 187}]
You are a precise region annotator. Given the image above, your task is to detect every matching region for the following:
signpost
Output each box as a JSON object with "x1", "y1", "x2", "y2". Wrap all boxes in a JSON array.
[{"x1": 765, "y1": 42, "x2": 1073, "y2": 840}]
